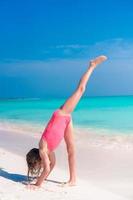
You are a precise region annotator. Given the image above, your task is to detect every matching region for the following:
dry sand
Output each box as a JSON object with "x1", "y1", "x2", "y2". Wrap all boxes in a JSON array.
[{"x1": 0, "y1": 128, "x2": 133, "y2": 200}]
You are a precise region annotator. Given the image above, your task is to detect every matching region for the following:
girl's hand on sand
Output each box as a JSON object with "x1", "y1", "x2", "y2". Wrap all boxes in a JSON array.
[{"x1": 26, "y1": 183, "x2": 40, "y2": 190}]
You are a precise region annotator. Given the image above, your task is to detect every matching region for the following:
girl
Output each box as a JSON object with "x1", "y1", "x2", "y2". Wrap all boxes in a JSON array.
[{"x1": 26, "y1": 55, "x2": 107, "y2": 189}]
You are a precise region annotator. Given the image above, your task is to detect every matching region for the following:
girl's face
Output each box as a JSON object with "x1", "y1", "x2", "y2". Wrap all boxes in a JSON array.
[{"x1": 34, "y1": 161, "x2": 42, "y2": 170}]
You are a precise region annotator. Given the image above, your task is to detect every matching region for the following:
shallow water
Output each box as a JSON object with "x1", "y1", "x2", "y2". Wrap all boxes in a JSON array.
[{"x1": 0, "y1": 96, "x2": 133, "y2": 135}]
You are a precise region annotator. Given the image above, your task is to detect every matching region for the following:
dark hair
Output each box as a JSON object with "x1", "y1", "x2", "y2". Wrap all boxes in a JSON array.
[{"x1": 26, "y1": 148, "x2": 41, "y2": 182}]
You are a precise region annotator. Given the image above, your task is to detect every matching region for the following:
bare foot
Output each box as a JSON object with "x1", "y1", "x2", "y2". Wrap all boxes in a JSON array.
[
  {"x1": 61, "y1": 181, "x2": 76, "y2": 187},
  {"x1": 90, "y1": 55, "x2": 107, "y2": 68}
]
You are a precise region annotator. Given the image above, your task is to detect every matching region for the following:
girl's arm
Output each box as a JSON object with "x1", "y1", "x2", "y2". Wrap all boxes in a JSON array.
[
  {"x1": 35, "y1": 149, "x2": 50, "y2": 186},
  {"x1": 27, "y1": 152, "x2": 55, "y2": 189},
  {"x1": 44, "y1": 152, "x2": 56, "y2": 180}
]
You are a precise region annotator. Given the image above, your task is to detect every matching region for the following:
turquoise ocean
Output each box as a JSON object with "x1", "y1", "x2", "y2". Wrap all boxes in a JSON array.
[{"x1": 0, "y1": 96, "x2": 133, "y2": 136}]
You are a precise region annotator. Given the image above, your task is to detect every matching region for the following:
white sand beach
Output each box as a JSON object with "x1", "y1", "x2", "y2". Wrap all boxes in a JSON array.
[{"x1": 0, "y1": 128, "x2": 133, "y2": 200}]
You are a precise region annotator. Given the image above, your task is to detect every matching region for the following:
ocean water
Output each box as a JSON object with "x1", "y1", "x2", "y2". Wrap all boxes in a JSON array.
[{"x1": 0, "y1": 96, "x2": 133, "y2": 135}]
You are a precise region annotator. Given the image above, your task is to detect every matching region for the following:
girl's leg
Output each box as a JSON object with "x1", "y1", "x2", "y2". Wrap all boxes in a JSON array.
[
  {"x1": 64, "y1": 120, "x2": 76, "y2": 185},
  {"x1": 60, "y1": 55, "x2": 107, "y2": 114}
]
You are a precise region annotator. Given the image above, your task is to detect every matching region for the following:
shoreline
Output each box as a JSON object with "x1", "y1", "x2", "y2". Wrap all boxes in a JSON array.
[
  {"x1": 1, "y1": 117, "x2": 133, "y2": 135},
  {"x1": 1, "y1": 121, "x2": 133, "y2": 151}
]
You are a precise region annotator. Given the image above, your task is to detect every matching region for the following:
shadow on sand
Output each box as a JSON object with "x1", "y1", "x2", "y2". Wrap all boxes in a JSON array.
[
  {"x1": 0, "y1": 168, "x2": 65, "y2": 185},
  {"x1": 0, "y1": 168, "x2": 27, "y2": 182}
]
